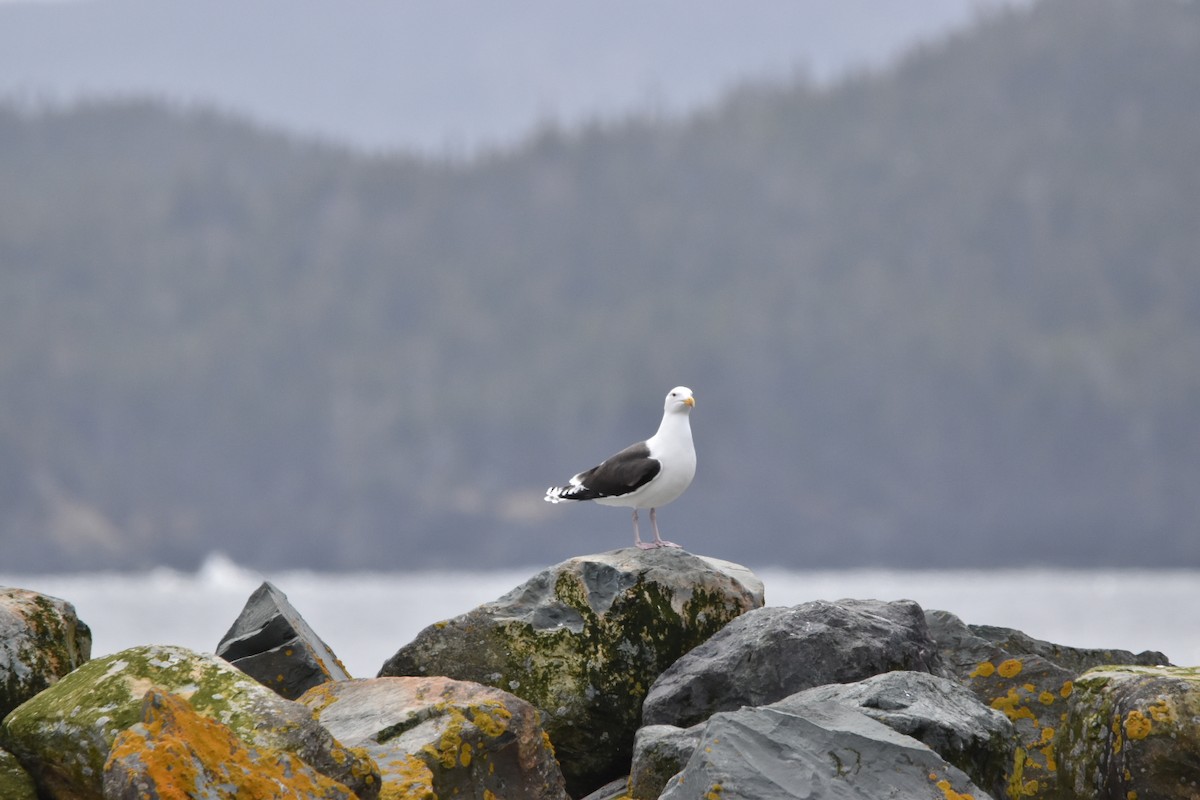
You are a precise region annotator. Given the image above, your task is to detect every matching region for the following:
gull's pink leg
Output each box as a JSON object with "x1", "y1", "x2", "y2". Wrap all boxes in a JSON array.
[
  {"x1": 633, "y1": 509, "x2": 654, "y2": 549},
  {"x1": 650, "y1": 508, "x2": 680, "y2": 548}
]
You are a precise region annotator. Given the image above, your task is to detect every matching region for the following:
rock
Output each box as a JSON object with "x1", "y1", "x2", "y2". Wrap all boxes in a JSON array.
[
  {"x1": 642, "y1": 598, "x2": 944, "y2": 729},
  {"x1": 926, "y1": 608, "x2": 1169, "y2": 799},
  {"x1": 1056, "y1": 664, "x2": 1200, "y2": 799},
  {"x1": 629, "y1": 724, "x2": 703, "y2": 800},
  {"x1": 658, "y1": 697, "x2": 988, "y2": 800},
  {"x1": 378, "y1": 547, "x2": 763, "y2": 796},
  {"x1": 1, "y1": 644, "x2": 378, "y2": 800},
  {"x1": 579, "y1": 777, "x2": 632, "y2": 800},
  {"x1": 634, "y1": 671, "x2": 1015, "y2": 800},
  {"x1": 926, "y1": 609, "x2": 1168, "y2": 680},
  {"x1": 300, "y1": 676, "x2": 569, "y2": 800},
  {"x1": 785, "y1": 671, "x2": 1017, "y2": 799},
  {"x1": 0, "y1": 747, "x2": 37, "y2": 800},
  {"x1": 103, "y1": 688, "x2": 360, "y2": 800},
  {"x1": 216, "y1": 580, "x2": 351, "y2": 699},
  {"x1": 0, "y1": 587, "x2": 92, "y2": 717}
]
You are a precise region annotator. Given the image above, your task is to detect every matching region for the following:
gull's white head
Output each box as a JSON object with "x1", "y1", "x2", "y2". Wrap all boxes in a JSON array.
[{"x1": 664, "y1": 386, "x2": 696, "y2": 413}]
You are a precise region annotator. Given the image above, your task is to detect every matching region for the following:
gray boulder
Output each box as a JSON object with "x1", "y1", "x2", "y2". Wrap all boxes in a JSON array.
[
  {"x1": 658, "y1": 698, "x2": 988, "y2": 800},
  {"x1": 633, "y1": 671, "x2": 1015, "y2": 800},
  {"x1": 300, "y1": 676, "x2": 569, "y2": 800},
  {"x1": 378, "y1": 547, "x2": 763, "y2": 797},
  {"x1": 642, "y1": 598, "x2": 944, "y2": 729},
  {"x1": 217, "y1": 580, "x2": 350, "y2": 699},
  {"x1": 1, "y1": 587, "x2": 91, "y2": 717},
  {"x1": 628, "y1": 723, "x2": 703, "y2": 800},
  {"x1": 785, "y1": 670, "x2": 1017, "y2": 799}
]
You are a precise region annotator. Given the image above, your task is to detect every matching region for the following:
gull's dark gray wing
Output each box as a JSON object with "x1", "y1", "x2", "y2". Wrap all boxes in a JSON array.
[{"x1": 562, "y1": 442, "x2": 660, "y2": 500}]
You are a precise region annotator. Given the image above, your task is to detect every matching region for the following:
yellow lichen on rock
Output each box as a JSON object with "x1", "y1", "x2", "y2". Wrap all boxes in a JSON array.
[
  {"x1": 379, "y1": 753, "x2": 436, "y2": 800},
  {"x1": 300, "y1": 681, "x2": 340, "y2": 716},
  {"x1": 105, "y1": 689, "x2": 355, "y2": 800},
  {"x1": 990, "y1": 687, "x2": 1036, "y2": 724},
  {"x1": 348, "y1": 746, "x2": 379, "y2": 785},
  {"x1": 933, "y1": 776, "x2": 975, "y2": 800},
  {"x1": 1147, "y1": 698, "x2": 1172, "y2": 723},
  {"x1": 425, "y1": 708, "x2": 466, "y2": 769},
  {"x1": 470, "y1": 701, "x2": 512, "y2": 737},
  {"x1": 1038, "y1": 727, "x2": 1056, "y2": 771},
  {"x1": 1123, "y1": 709, "x2": 1152, "y2": 740},
  {"x1": 1110, "y1": 716, "x2": 1125, "y2": 754},
  {"x1": 926, "y1": 769, "x2": 977, "y2": 800},
  {"x1": 969, "y1": 661, "x2": 996, "y2": 679},
  {"x1": 997, "y1": 659, "x2": 1023, "y2": 679}
]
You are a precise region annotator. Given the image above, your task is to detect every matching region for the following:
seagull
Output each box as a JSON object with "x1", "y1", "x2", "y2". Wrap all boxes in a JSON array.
[{"x1": 545, "y1": 386, "x2": 696, "y2": 549}]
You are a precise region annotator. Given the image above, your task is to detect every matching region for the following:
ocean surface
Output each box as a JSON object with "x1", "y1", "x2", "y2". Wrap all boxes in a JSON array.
[{"x1": 3, "y1": 554, "x2": 1196, "y2": 678}]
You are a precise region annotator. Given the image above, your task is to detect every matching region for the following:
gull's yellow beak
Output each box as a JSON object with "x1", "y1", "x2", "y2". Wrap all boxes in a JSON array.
[{"x1": 684, "y1": 396, "x2": 695, "y2": 407}]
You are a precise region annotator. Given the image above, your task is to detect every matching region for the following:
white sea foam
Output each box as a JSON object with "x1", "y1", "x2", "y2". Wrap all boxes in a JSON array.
[{"x1": 3, "y1": 555, "x2": 1196, "y2": 678}]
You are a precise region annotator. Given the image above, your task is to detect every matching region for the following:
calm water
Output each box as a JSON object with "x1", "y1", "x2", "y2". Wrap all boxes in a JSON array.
[{"x1": 3, "y1": 554, "x2": 1195, "y2": 677}]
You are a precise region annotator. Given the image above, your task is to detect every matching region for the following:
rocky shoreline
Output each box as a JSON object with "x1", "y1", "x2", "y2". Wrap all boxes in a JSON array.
[{"x1": 2, "y1": 547, "x2": 1194, "y2": 799}]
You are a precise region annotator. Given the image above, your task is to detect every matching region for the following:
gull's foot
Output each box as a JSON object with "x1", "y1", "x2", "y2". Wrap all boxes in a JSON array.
[
  {"x1": 636, "y1": 541, "x2": 658, "y2": 550},
  {"x1": 656, "y1": 540, "x2": 681, "y2": 548}
]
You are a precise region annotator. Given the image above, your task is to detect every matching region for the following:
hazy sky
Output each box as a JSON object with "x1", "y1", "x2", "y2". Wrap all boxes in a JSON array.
[{"x1": 0, "y1": 0, "x2": 1026, "y2": 154}]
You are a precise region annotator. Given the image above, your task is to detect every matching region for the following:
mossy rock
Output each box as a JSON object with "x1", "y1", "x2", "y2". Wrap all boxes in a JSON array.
[
  {"x1": 926, "y1": 608, "x2": 1169, "y2": 800},
  {"x1": 1, "y1": 644, "x2": 378, "y2": 800},
  {"x1": 1, "y1": 587, "x2": 92, "y2": 718},
  {"x1": 379, "y1": 547, "x2": 763, "y2": 797},
  {"x1": 0, "y1": 747, "x2": 37, "y2": 800},
  {"x1": 1056, "y1": 665, "x2": 1200, "y2": 799}
]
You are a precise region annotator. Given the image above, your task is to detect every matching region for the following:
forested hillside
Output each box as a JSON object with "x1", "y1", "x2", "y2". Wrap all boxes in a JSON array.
[{"x1": 2, "y1": 0, "x2": 1198, "y2": 572}]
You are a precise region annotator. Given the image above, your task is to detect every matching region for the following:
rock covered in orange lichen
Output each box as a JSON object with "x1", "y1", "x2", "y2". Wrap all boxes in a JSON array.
[
  {"x1": 300, "y1": 676, "x2": 569, "y2": 800},
  {"x1": 1, "y1": 644, "x2": 378, "y2": 800},
  {"x1": 103, "y1": 689, "x2": 360, "y2": 800}
]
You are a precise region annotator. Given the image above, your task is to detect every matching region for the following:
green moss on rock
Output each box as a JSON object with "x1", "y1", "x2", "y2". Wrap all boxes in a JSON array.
[
  {"x1": 0, "y1": 747, "x2": 37, "y2": 800},
  {"x1": 1, "y1": 588, "x2": 92, "y2": 718}
]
